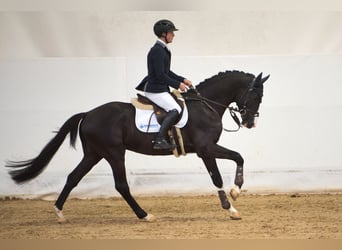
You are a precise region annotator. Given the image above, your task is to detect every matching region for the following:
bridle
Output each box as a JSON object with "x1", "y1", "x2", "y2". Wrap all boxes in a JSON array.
[
  {"x1": 186, "y1": 77, "x2": 259, "y2": 132},
  {"x1": 235, "y1": 77, "x2": 260, "y2": 119}
]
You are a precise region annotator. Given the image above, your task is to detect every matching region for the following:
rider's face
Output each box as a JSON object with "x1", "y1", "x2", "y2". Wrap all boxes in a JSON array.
[{"x1": 165, "y1": 31, "x2": 175, "y2": 43}]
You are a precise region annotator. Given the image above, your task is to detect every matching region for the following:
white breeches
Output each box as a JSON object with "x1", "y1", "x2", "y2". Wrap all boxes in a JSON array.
[{"x1": 145, "y1": 92, "x2": 181, "y2": 113}]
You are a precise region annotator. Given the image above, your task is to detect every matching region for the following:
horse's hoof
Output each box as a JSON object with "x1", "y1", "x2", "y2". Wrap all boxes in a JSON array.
[
  {"x1": 54, "y1": 206, "x2": 67, "y2": 224},
  {"x1": 230, "y1": 212, "x2": 242, "y2": 220},
  {"x1": 230, "y1": 188, "x2": 239, "y2": 201},
  {"x1": 141, "y1": 213, "x2": 156, "y2": 222},
  {"x1": 57, "y1": 217, "x2": 67, "y2": 224}
]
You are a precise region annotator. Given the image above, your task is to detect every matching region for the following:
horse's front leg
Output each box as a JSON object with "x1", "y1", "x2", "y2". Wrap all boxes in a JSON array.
[
  {"x1": 201, "y1": 157, "x2": 241, "y2": 220},
  {"x1": 198, "y1": 143, "x2": 245, "y2": 194}
]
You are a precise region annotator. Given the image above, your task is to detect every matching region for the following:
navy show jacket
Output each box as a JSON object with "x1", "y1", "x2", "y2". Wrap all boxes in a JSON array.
[{"x1": 136, "y1": 41, "x2": 185, "y2": 93}]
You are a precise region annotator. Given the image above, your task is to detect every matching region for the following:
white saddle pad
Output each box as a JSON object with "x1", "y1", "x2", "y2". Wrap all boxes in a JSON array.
[{"x1": 135, "y1": 105, "x2": 188, "y2": 133}]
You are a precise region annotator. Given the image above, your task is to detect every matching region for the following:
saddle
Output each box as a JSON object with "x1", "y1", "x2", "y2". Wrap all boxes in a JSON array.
[
  {"x1": 132, "y1": 90, "x2": 185, "y2": 125},
  {"x1": 131, "y1": 90, "x2": 187, "y2": 157}
]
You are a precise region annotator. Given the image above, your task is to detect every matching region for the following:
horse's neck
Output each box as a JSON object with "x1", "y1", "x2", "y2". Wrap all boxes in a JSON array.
[{"x1": 198, "y1": 78, "x2": 241, "y2": 118}]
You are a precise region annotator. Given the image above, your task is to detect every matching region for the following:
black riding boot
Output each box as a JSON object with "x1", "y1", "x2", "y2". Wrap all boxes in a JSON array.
[{"x1": 153, "y1": 109, "x2": 179, "y2": 150}]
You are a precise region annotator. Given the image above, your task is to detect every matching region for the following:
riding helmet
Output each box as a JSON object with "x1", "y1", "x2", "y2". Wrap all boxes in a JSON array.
[{"x1": 153, "y1": 19, "x2": 178, "y2": 37}]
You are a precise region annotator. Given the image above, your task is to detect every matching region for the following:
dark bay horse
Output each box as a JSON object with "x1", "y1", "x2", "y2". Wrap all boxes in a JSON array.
[{"x1": 6, "y1": 70, "x2": 269, "y2": 222}]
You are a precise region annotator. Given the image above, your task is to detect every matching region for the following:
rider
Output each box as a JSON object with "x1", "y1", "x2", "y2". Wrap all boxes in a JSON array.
[{"x1": 136, "y1": 19, "x2": 192, "y2": 150}]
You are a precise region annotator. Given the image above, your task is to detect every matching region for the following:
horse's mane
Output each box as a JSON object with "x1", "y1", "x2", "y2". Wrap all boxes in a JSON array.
[{"x1": 197, "y1": 70, "x2": 254, "y2": 87}]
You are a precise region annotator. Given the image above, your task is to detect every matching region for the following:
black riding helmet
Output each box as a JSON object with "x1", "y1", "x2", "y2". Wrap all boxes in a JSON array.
[{"x1": 153, "y1": 19, "x2": 178, "y2": 37}]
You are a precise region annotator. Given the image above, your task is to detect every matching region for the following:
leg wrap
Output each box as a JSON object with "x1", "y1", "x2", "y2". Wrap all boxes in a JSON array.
[
  {"x1": 218, "y1": 190, "x2": 231, "y2": 209},
  {"x1": 234, "y1": 165, "x2": 244, "y2": 188}
]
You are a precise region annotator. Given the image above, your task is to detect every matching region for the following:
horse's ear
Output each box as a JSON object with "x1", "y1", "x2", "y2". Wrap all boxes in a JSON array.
[
  {"x1": 260, "y1": 74, "x2": 270, "y2": 85},
  {"x1": 252, "y1": 72, "x2": 263, "y2": 88},
  {"x1": 256, "y1": 72, "x2": 263, "y2": 82}
]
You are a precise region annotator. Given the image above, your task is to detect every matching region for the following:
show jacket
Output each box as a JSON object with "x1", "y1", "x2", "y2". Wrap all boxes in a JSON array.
[{"x1": 136, "y1": 41, "x2": 185, "y2": 93}]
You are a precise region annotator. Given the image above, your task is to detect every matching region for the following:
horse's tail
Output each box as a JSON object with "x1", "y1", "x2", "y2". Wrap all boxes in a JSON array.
[{"x1": 6, "y1": 112, "x2": 87, "y2": 184}]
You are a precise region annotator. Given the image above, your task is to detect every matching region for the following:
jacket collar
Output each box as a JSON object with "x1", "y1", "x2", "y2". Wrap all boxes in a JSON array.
[
  {"x1": 156, "y1": 38, "x2": 167, "y2": 47},
  {"x1": 156, "y1": 39, "x2": 170, "y2": 52}
]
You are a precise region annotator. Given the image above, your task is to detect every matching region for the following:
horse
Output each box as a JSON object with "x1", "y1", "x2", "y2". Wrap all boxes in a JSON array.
[{"x1": 6, "y1": 70, "x2": 269, "y2": 222}]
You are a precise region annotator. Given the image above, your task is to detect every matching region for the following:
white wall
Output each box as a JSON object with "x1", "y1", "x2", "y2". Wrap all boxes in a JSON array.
[
  {"x1": 1, "y1": 7, "x2": 342, "y2": 198},
  {"x1": 1, "y1": 11, "x2": 342, "y2": 57}
]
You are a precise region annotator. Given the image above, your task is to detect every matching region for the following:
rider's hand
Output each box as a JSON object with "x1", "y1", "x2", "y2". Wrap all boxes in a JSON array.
[
  {"x1": 184, "y1": 79, "x2": 193, "y2": 87},
  {"x1": 179, "y1": 82, "x2": 187, "y2": 92},
  {"x1": 179, "y1": 79, "x2": 193, "y2": 92}
]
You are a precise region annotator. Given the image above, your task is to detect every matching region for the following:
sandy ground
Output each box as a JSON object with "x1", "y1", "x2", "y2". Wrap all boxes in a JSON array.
[{"x1": 0, "y1": 193, "x2": 341, "y2": 239}]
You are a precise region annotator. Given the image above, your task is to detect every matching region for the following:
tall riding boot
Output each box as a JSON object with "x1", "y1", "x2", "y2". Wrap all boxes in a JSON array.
[{"x1": 153, "y1": 109, "x2": 179, "y2": 150}]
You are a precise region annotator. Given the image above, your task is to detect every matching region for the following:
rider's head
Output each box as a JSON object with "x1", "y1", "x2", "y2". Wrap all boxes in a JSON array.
[{"x1": 153, "y1": 19, "x2": 178, "y2": 44}]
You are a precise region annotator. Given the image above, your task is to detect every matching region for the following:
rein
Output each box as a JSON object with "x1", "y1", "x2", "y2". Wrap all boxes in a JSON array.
[{"x1": 185, "y1": 87, "x2": 243, "y2": 132}]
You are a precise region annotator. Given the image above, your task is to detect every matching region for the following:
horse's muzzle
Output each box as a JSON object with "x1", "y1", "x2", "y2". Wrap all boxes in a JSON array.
[{"x1": 242, "y1": 120, "x2": 256, "y2": 129}]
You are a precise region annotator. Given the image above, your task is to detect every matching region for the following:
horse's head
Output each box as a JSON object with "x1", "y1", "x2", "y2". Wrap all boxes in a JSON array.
[{"x1": 237, "y1": 73, "x2": 270, "y2": 128}]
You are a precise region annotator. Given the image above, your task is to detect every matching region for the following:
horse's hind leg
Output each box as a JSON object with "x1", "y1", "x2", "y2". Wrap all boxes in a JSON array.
[
  {"x1": 105, "y1": 147, "x2": 154, "y2": 221},
  {"x1": 54, "y1": 153, "x2": 101, "y2": 222}
]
